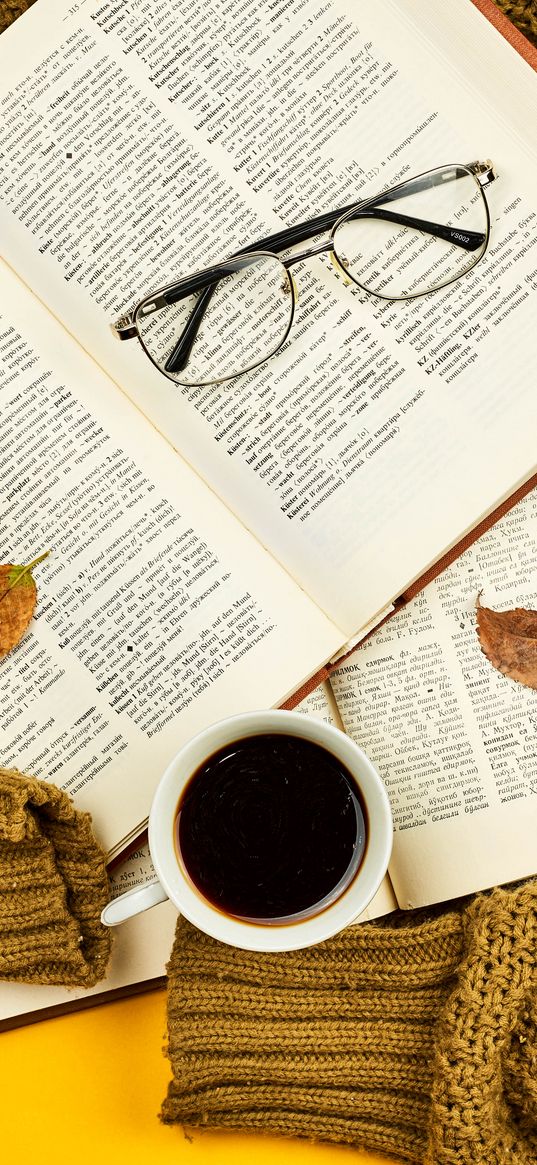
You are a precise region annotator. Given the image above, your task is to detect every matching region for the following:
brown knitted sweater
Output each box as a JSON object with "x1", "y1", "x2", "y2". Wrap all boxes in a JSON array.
[
  {"x1": 163, "y1": 882, "x2": 537, "y2": 1164},
  {"x1": 0, "y1": 767, "x2": 111, "y2": 987}
]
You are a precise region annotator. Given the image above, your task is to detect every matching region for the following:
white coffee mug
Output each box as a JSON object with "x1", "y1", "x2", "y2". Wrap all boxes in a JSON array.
[{"x1": 101, "y1": 709, "x2": 392, "y2": 952}]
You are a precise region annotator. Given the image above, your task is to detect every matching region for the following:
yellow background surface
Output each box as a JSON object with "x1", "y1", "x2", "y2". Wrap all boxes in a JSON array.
[{"x1": 0, "y1": 988, "x2": 396, "y2": 1165}]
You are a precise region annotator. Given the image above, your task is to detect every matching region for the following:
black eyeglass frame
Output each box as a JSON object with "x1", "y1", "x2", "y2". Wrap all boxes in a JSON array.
[{"x1": 112, "y1": 160, "x2": 496, "y2": 388}]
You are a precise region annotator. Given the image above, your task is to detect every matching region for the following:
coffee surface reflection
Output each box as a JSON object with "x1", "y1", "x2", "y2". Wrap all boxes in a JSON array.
[{"x1": 175, "y1": 732, "x2": 367, "y2": 923}]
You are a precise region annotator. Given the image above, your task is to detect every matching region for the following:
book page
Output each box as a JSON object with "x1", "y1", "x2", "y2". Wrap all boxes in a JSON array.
[
  {"x1": 0, "y1": 261, "x2": 341, "y2": 855},
  {"x1": 330, "y1": 487, "x2": 537, "y2": 909},
  {"x1": 1, "y1": 0, "x2": 536, "y2": 634},
  {"x1": 296, "y1": 680, "x2": 346, "y2": 730}
]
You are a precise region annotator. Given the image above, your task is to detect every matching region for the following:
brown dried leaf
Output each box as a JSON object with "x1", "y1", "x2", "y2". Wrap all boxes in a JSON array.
[
  {"x1": 476, "y1": 595, "x2": 537, "y2": 690},
  {"x1": 0, "y1": 552, "x2": 50, "y2": 661}
]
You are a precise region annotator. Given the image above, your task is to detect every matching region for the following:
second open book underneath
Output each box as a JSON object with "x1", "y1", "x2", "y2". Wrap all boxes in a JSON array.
[
  {"x1": 307, "y1": 482, "x2": 537, "y2": 919},
  {"x1": 2, "y1": 478, "x2": 536, "y2": 1028}
]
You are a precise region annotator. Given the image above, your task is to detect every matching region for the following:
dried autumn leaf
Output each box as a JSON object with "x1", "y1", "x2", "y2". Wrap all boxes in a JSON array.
[
  {"x1": 0, "y1": 552, "x2": 50, "y2": 661},
  {"x1": 476, "y1": 595, "x2": 537, "y2": 691}
]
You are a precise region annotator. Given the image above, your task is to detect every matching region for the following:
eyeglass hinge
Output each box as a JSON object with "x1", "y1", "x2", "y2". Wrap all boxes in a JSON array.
[
  {"x1": 467, "y1": 160, "x2": 498, "y2": 187},
  {"x1": 110, "y1": 312, "x2": 137, "y2": 341}
]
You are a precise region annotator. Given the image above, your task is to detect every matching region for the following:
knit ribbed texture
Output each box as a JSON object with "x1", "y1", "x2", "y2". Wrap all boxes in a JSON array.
[
  {"x1": 163, "y1": 882, "x2": 536, "y2": 1164},
  {"x1": 428, "y1": 884, "x2": 537, "y2": 1163},
  {"x1": 0, "y1": 767, "x2": 112, "y2": 987}
]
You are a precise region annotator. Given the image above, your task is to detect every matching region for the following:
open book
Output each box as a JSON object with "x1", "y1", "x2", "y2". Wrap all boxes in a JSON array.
[
  {"x1": 3, "y1": 478, "x2": 536, "y2": 1027},
  {"x1": 1, "y1": 0, "x2": 537, "y2": 867}
]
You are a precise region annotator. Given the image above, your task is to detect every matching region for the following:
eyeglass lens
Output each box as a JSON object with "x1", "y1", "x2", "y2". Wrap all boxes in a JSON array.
[
  {"x1": 333, "y1": 165, "x2": 488, "y2": 299},
  {"x1": 135, "y1": 252, "x2": 293, "y2": 386}
]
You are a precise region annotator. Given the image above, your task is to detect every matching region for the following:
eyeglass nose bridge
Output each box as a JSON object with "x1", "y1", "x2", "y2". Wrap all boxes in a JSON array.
[
  {"x1": 283, "y1": 237, "x2": 334, "y2": 268},
  {"x1": 283, "y1": 238, "x2": 352, "y2": 285}
]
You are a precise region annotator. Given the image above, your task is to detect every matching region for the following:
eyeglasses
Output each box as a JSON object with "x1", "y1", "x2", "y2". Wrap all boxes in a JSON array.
[{"x1": 112, "y1": 161, "x2": 497, "y2": 388}]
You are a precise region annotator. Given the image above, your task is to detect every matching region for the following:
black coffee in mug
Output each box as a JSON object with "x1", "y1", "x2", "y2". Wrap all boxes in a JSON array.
[{"x1": 174, "y1": 732, "x2": 367, "y2": 923}]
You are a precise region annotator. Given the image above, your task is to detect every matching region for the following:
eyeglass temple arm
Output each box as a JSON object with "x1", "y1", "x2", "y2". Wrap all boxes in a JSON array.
[
  {"x1": 164, "y1": 283, "x2": 217, "y2": 374},
  {"x1": 215, "y1": 164, "x2": 487, "y2": 264},
  {"x1": 346, "y1": 207, "x2": 484, "y2": 251},
  {"x1": 224, "y1": 165, "x2": 482, "y2": 260},
  {"x1": 164, "y1": 166, "x2": 487, "y2": 374}
]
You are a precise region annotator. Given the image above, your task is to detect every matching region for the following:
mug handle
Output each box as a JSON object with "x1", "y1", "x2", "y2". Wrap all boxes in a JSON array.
[{"x1": 100, "y1": 879, "x2": 169, "y2": 927}]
